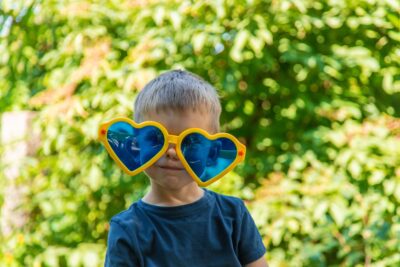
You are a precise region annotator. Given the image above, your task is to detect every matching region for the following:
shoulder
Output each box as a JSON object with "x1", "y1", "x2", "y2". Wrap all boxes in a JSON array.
[
  {"x1": 106, "y1": 203, "x2": 142, "y2": 266},
  {"x1": 109, "y1": 202, "x2": 142, "y2": 235},
  {"x1": 206, "y1": 189, "x2": 247, "y2": 216},
  {"x1": 111, "y1": 202, "x2": 138, "y2": 221},
  {"x1": 207, "y1": 189, "x2": 245, "y2": 206}
]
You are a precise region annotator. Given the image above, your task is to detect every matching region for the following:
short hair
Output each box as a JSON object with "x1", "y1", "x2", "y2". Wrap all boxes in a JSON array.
[{"x1": 133, "y1": 70, "x2": 221, "y2": 132}]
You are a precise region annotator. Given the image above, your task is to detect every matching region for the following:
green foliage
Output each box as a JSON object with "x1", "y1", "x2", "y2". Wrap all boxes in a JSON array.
[
  {"x1": 0, "y1": 0, "x2": 399, "y2": 266},
  {"x1": 251, "y1": 117, "x2": 400, "y2": 266}
]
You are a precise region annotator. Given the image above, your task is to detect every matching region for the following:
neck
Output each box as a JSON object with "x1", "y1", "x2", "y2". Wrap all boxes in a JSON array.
[{"x1": 142, "y1": 183, "x2": 204, "y2": 206}]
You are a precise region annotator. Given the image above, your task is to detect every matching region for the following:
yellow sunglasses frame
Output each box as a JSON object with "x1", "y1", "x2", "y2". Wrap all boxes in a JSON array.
[{"x1": 98, "y1": 117, "x2": 246, "y2": 187}]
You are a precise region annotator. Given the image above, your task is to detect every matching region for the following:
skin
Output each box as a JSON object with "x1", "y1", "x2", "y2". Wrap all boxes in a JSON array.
[
  {"x1": 141, "y1": 108, "x2": 268, "y2": 266},
  {"x1": 141, "y1": 108, "x2": 208, "y2": 206},
  {"x1": 245, "y1": 256, "x2": 269, "y2": 267}
]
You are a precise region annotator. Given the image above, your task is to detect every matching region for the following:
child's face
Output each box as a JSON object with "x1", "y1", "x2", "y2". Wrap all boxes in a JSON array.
[{"x1": 142, "y1": 108, "x2": 214, "y2": 190}]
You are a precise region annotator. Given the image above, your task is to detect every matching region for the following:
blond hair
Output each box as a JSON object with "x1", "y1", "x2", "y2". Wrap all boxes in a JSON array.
[{"x1": 134, "y1": 70, "x2": 221, "y2": 131}]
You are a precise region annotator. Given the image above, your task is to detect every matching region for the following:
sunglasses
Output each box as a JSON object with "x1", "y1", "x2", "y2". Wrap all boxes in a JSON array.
[{"x1": 98, "y1": 118, "x2": 246, "y2": 186}]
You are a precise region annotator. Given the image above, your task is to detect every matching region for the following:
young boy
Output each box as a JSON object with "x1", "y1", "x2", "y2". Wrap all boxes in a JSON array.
[{"x1": 104, "y1": 70, "x2": 268, "y2": 267}]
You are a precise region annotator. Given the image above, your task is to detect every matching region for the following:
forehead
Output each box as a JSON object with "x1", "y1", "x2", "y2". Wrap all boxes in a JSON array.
[{"x1": 143, "y1": 108, "x2": 213, "y2": 135}]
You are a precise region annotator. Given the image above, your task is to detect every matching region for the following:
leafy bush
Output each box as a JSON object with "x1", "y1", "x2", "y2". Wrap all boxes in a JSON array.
[
  {"x1": 251, "y1": 117, "x2": 400, "y2": 266},
  {"x1": 0, "y1": 0, "x2": 399, "y2": 266}
]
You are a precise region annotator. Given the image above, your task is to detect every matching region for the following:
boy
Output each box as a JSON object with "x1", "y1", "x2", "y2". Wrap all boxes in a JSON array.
[{"x1": 104, "y1": 70, "x2": 268, "y2": 267}]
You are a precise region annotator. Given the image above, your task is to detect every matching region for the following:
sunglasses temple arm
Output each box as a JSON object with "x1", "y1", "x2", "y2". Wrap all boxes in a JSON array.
[{"x1": 219, "y1": 150, "x2": 245, "y2": 161}]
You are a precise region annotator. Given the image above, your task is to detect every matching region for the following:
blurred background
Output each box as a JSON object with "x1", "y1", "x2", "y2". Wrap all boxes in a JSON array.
[{"x1": 0, "y1": 0, "x2": 399, "y2": 266}]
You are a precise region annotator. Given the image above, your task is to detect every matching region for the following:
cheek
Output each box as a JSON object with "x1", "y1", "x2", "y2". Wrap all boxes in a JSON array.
[{"x1": 143, "y1": 165, "x2": 158, "y2": 177}]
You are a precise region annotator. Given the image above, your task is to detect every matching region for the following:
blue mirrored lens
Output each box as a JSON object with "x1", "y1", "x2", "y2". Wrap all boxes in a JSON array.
[
  {"x1": 181, "y1": 133, "x2": 237, "y2": 182},
  {"x1": 107, "y1": 122, "x2": 164, "y2": 171}
]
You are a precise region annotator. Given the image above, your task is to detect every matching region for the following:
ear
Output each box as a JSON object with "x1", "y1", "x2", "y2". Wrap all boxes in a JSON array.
[{"x1": 207, "y1": 140, "x2": 221, "y2": 166}]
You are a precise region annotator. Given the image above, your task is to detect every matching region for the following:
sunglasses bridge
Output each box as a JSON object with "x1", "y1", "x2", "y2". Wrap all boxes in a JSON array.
[{"x1": 167, "y1": 134, "x2": 179, "y2": 144}]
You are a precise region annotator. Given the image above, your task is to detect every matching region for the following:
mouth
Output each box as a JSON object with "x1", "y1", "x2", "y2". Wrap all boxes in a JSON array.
[{"x1": 159, "y1": 165, "x2": 184, "y2": 171}]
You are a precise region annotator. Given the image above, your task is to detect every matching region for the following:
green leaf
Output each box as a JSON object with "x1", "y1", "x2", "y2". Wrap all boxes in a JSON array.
[
  {"x1": 230, "y1": 30, "x2": 249, "y2": 62},
  {"x1": 330, "y1": 202, "x2": 346, "y2": 227}
]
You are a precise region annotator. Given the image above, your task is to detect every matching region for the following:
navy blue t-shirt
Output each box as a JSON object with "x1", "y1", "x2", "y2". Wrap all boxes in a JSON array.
[{"x1": 105, "y1": 189, "x2": 266, "y2": 267}]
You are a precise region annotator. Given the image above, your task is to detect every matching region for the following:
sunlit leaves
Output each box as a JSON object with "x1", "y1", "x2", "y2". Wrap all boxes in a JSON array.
[
  {"x1": 1, "y1": 0, "x2": 399, "y2": 266},
  {"x1": 251, "y1": 117, "x2": 400, "y2": 266}
]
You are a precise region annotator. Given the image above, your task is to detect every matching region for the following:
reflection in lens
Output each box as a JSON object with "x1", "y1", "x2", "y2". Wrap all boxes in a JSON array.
[
  {"x1": 181, "y1": 133, "x2": 237, "y2": 182},
  {"x1": 137, "y1": 127, "x2": 164, "y2": 165},
  {"x1": 107, "y1": 122, "x2": 164, "y2": 172}
]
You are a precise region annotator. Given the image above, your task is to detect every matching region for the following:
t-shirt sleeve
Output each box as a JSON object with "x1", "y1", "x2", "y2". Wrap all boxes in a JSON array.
[
  {"x1": 104, "y1": 220, "x2": 139, "y2": 267},
  {"x1": 237, "y1": 201, "x2": 266, "y2": 265}
]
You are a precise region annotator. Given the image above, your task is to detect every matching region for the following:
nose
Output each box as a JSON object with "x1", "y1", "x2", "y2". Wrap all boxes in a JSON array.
[{"x1": 165, "y1": 144, "x2": 178, "y2": 159}]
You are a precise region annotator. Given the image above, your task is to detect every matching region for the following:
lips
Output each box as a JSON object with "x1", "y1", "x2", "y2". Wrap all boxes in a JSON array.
[{"x1": 159, "y1": 165, "x2": 184, "y2": 170}]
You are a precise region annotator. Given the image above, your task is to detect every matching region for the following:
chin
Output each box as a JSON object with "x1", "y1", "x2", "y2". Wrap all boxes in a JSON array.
[
  {"x1": 165, "y1": 177, "x2": 194, "y2": 189},
  {"x1": 153, "y1": 175, "x2": 196, "y2": 190},
  {"x1": 145, "y1": 169, "x2": 195, "y2": 189}
]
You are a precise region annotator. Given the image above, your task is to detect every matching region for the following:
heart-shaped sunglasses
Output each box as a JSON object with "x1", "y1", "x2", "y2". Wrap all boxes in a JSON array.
[{"x1": 98, "y1": 118, "x2": 246, "y2": 186}]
